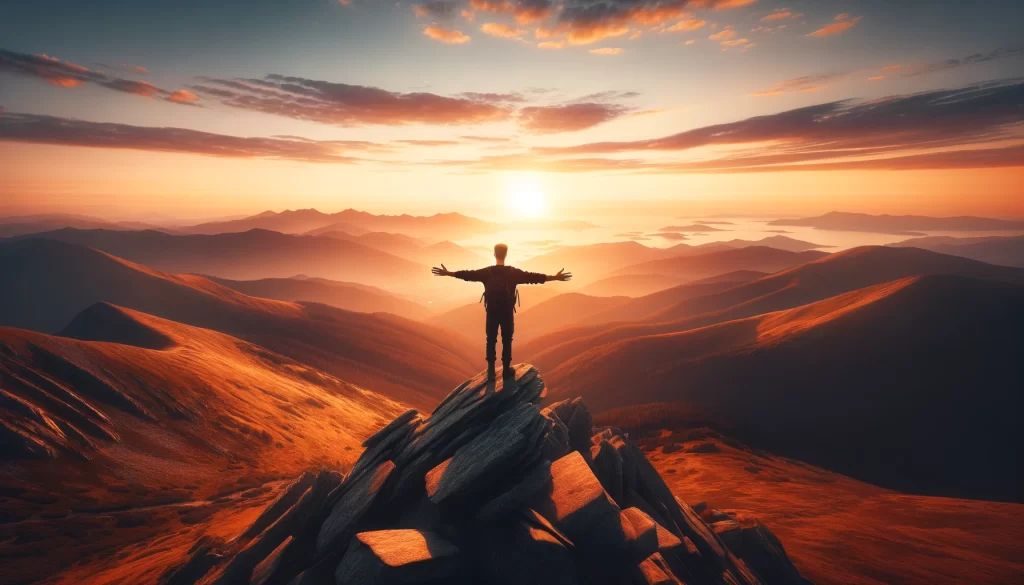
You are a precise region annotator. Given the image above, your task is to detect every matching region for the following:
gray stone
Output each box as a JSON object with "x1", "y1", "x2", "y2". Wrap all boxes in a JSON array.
[
  {"x1": 317, "y1": 460, "x2": 395, "y2": 554},
  {"x1": 477, "y1": 459, "x2": 552, "y2": 521}
]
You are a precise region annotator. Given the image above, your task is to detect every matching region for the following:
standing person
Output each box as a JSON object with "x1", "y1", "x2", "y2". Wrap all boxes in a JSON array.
[{"x1": 432, "y1": 243, "x2": 572, "y2": 378}]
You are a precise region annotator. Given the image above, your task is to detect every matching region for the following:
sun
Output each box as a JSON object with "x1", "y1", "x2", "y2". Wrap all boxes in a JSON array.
[{"x1": 507, "y1": 181, "x2": 547, "y2": 218}]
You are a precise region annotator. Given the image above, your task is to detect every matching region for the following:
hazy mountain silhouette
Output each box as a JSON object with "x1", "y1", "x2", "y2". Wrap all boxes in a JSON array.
[
  {"x1": 770, "y1": 211, "x2": 1024, "y2": 235},
  {"x1": 578, "y1": 269, "x2": 768, "y2": 298},
  {"x1": 586, "y1": 271, "x2": 771, "y2": 322},
  {"x1": 0, "y1": 238, "x2": 477, "y2": 407},
  {"x1": 546, "y1": 275, "x2": 1024, "y2": 501},
  {"x1": 0, "y1": 212, "x2": 166, "y2": 237},
  {"x1": 319, "y1": 230, "x2": 488, "y2": 267},
  {"x1": 609, "y1": 247, "x2": 829, "y2": 285},
  {"x1": 522, "y1": 246, "x2": 1024, "y2": 372},
  {"x1": 890, "y1": 235, "x2": 1024, "y2": 268},
  {"x1": 202, "y1": 275, "x2": 431, "y2": 320},
  {"x1": 182, "y1": 208, "x2": 495, "y2": 239},
  {"x1": 13, "y1": 228, "x2": 426, "y2": 288},
  {"x1": 428, "y1": 292, "x2": 632, "y2": 343}
]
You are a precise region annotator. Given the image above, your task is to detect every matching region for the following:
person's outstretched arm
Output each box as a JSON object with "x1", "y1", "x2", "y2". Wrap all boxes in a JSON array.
[
  {"x1": 432, "y1": 264, "x2": 485, "y2": 282},
  {"x1": 514, "y1": 267, "x2": 572, "y2": 284}
]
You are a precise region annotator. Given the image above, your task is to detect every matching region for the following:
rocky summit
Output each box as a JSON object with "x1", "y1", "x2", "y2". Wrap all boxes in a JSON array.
[{"x1": 160, "y1": 365, "x2": 810, "y2": 585}]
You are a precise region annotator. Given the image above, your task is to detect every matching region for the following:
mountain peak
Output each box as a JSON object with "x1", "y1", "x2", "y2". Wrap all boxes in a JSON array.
[{"x1": 162, "y1": 365, "x2": 807, "y2": 585}]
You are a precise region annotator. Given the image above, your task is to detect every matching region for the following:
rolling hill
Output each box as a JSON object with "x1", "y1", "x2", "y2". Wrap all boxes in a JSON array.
[
  {"x1": 890, "y1": 235, "x2": 1024, "y2": 268},
  {"x1": 521, "y1": 246, "x2": 1024, "y2": 371},
  {"x1": 182, "y1": 208, "x2": 496, "y2": 239},
  {"x1": 428, "y1": 291, "x2": 631, "y2": 344},
  {"x1": 545, "y1": 274, "x2": 1024, "y2": 501},
  {"x1": 586, "y1": 271, "x2": 769, "y2": 323},
  {"x1": 13, "y1": 227, "x2": 427, "y2": 289},
  {"x1": 0, "y1": 305, "x2": 409, "y2": 583},
  {"x1": 769, "y1": 211, "x2": 1024, "y2": 235},
  {"x1": 0, "y1": 238, "x2": 478, "y2": 407},
  {"x1": 610, "y1": 246, "x2": 829, "y2": 282},
  {"x1": 203, "y1": 275, "x2": 431, "y2": 320}
]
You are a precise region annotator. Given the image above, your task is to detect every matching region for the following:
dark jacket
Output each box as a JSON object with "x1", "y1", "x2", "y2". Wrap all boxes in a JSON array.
[{"x1": 453, "y1": 265, "x2": 547, "y2": 312}]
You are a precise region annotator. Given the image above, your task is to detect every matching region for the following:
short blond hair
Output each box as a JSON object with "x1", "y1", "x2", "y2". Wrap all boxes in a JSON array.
[{"x1": 494, "y1": 243, "x2": 508, "y2": 261}]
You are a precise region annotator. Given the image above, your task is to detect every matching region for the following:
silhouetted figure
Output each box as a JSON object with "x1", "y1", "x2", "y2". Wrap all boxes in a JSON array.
[{"x1": 433, "y1": 243, "x2": 571, "y2": 378}]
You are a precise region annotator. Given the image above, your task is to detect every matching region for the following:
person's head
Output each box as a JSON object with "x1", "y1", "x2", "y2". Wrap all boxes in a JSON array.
[{"x1": 494, "y1": 243, "x2": 508, "y2": 264}]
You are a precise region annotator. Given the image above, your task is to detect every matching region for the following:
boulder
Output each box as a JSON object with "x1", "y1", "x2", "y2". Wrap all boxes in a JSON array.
[
  {"x1": 317, "y1": 460, "x2": 395, "y2": 554},
  {"x1": 633, "y1": 553, "x2": 684, "y2": 585},
  {"x1": 333, "y1": 530, "x2": 460, "y2": 585}
]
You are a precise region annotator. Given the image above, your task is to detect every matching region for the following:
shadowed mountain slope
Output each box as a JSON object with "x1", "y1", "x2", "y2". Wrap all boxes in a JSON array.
[
  {"x1": 890, "y1": 235, "x2": 1024, "y2": 268},
  {"x1": 522, "y1": 246, "x2": 1024, "y2": 371},
  {"x1": 428, "y1": 292, "x2": 632, "y2": 344},
  {"x1": 610, "y1": 247, "x2": 828, "y2": 282},
  {"x1": 14, "y1": 228, "x2": 426, "y2": 289},
  {"x1": 769, "y1": 211, "x2": 1024, "y2": 235},
  {"x1": 203, "y1": 275, "x2": 431, "y2": 321},
  {"x1": 587, "y1": 271, "x2": 769, "y2": 323},
  {"x1": 546, "y1": 275, "x2": 1024, "y2": 501},
  {"x1": 182, "y1": 208, "x2": 495, "y2": 239},
  {"x1": 0, "y1": 305, "x2": 408, "y2": 511},
  {"x1": 0, "y1": 238, "x2": 477, "y2": 407}
]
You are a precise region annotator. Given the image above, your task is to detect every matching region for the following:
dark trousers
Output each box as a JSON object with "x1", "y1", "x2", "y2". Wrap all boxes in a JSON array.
[{"x1": 485, "y1": 309, "x2": 515, "y2": 366}]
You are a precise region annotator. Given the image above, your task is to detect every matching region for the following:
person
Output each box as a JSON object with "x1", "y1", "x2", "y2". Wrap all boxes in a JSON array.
[{"x1": 433, "y1": 243, "x2": 571, "y2": 378}]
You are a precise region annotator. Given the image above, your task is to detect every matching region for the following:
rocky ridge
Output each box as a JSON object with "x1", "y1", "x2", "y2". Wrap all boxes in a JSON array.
[{"x1": 161, "y1": 365, "x2": 810, "y2": 585}]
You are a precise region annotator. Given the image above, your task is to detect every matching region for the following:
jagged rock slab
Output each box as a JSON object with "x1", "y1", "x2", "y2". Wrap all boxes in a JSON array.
[
  {"x1": 334, "y1": 530, "x2": 460, "y2": 585},
  {"x1": 159, "y1": 364, "x2": 809, "y2": 585}
]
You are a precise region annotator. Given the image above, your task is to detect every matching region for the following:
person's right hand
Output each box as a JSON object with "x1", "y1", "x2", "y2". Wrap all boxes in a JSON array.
[
  {"x1": 432, "y1": 264, "x2": 451, "y2": 276},
  {"x1": 552, "y1": 268, "x2": 572, "y2": 281}
]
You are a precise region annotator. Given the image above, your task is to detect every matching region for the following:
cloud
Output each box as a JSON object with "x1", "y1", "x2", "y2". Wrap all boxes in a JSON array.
[
  {"x1": 469, "y1": 0, "x2": 553, "y2": 24},
  {"x1": 392, "y1": 139, "x2": 461, "y2": 146},
  {"x1": 709, "y1": 28, "x2": 736, "y2": 40},
  {"x1": 761, "y1": 8, "x2": 802, "y2": 22},
  {"x1": 749, "y1": 72, "x2": 847, "y2": 96},
  {"x1": 0, "y1": 112, "x2": 368, "y2": 163},
  {"x1": 589, "y1": 47, "x2": 624, "y2": 55},
  {"x1": 458, "y1": 135, "x2": 513, "y2": 142},
  {"x1": 900, "y1": 46, "x2": 1024, "y2": 77},
  {"x1": 412, "y1": 1, "x2": 458, "y2": 18},
  {"x1": 546, "y1": 0, "x2": 757, "y2": 45},
  {"x1": 518, "y1": 102, "x2": 631, "y2": 133},
  {"x1": 481, "y1": 22, "x2": 528, "y2": 38},
  {"x1": 527, "y1": 81, "x2": 1024, "y2": 171},
  {"x1": 424, "y1": 25, "x2": 471, "y2": 43},
  {"x1": 191, "y1": 75, "x2": 512, "y2": 126},
  {"x1": 538, "y1": 41, "x2": 566, "y2": 49},
  {"x1": 664, "y1": 18, "x2": 706, "y2": 32},
  {"x1": 807, "y1": 14, "x2": 862, "y2": 38},
  {"x1": 868, "y1": 75, "x2": 885, "y2": 82},
  {"x1": 0, "y1": 48, "x2": 197, "y2": 106}
]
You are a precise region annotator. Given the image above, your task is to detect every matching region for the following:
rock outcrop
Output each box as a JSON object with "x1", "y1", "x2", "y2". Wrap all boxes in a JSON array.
[{"x1": 161, "y1": 365, "x2": 810, "y2": 585}]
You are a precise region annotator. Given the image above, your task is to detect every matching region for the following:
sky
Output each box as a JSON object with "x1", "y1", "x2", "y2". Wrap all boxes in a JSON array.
[{"x1": 0, "y1": 0, "x2": 1022, "y2": 221}]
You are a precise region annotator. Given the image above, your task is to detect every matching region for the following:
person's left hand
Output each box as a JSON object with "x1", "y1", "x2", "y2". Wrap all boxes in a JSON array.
[
  {"x1": 553, "y1": 268, "x2": 572, "y2": 281},
  {"x1": 432, "y1": 264, "x2": 451, "y2": 276}
]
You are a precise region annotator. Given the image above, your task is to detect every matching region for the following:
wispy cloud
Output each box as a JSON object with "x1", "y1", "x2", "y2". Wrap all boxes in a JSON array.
[
  {"x1": 423, "y1": 25, "x2": 471, "y2": 43},
  {"x1": 589, "y1": 47, "x2": 624, "y2": 55},
  {"x1": 518, "y1": 102, "x2": 631, "y2": 133},
  {"x1": 749, "y1": 72, "x2": 847, "y2": 96},
  {"x1": 761, "y1": 8, "x2": 802, "y2": 22},
  {"x1": 900, "y1": 46, "x2": 1024, "y2": 77},
  {"x1": 807, "y1": 13, "x2": 862, "y2": 38},
  {"x1": 445, "y1": 80, "x2": 1024, "y2": 173},
  {"x1": 480, "y1": 22, "x2": 528, "y2": 39},
  {"x1": 190, "y1": 74, "x2": 510, "y2": 126},
  {"x1": 0, "y1": 49, "x2": 198, "y2": 106},
  {"x1": 0, "y1": 112, "x2": 368, "y2": 163}
]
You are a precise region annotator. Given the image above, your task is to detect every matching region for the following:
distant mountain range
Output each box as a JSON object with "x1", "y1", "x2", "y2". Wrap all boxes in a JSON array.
[
  {"x1": 546, "y1": 274, "x2": 1024, "y2": 502},
  {"x1": 522, "y1": 245, "x2": 1024, "y2": 373},
  {"x1": 890, "y1": 234, "x2": 1024, "y2": 268},
  {"x1": 0, "y1": 212, "x2": 167, "y2": 237},
  {"x1": 178, "y1": 208, "x2": 596, "y2": 239},
  {"x1": 770, "y1": 211, "x2": 1024, "y2": 236},
  {"x1": 0, "y1": 238, "x2": 477, "y2": 408},
  {"x1": 11, "y1": 228, "x2": 427, "y2": 289}
]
